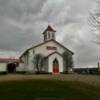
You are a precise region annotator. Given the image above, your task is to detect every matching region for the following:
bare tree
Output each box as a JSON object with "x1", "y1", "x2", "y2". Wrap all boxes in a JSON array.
[
  {"x1": 62, "y1": 51, "x2": 74, "y2": 72},
  {"x1": 33, "y1": 54, "x2": 44, "y2": 73},
  {"x1": 88, "y1": 2, "x2": 100, "y2": 44}
]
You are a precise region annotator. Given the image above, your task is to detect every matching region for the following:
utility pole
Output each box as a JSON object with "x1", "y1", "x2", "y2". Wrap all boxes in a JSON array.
[{"x1": 97, "y1": 57, "x2": 100, "y2": 71}]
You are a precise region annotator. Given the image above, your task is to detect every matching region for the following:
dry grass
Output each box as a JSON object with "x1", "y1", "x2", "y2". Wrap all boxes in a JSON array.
[{"x1": 0, "y1": 74, "x2": 100, "y2": 86}]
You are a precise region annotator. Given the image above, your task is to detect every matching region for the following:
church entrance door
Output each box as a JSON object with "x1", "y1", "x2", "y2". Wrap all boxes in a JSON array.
[{"x1": 53, "y1": 58, "x2": 59, "y2": 74}]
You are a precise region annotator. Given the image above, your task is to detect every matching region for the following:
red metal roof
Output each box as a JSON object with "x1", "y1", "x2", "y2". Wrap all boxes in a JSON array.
[
  {"x1": 42, "y1": 25, "x2": 56, "y2": 34},
  {"x1": 47, "y1": 25, "x2": 56, "y2": 32},
  {"x1": 0, "y1": 58, "x2": 20, "y2": 63}
]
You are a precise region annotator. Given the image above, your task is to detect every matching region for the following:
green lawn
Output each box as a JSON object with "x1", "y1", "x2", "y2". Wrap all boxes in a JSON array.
[{"x1": 0, "y1": 80, "x2": 100, "y2": 100}]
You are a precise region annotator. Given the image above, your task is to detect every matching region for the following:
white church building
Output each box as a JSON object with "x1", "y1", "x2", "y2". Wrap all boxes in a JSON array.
[{"x1": 17, "y1": 25, "x2": 74, "y2": 74}]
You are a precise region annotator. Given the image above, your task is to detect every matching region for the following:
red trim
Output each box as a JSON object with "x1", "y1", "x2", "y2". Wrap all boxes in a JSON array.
[{"x1": 0, "y1": 58, "x2": 20, "y2": 63}]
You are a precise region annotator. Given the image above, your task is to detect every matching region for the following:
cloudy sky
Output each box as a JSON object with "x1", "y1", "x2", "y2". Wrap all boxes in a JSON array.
[{"x1": 0, "y1": 0, "x2": 99, "y2": 68}]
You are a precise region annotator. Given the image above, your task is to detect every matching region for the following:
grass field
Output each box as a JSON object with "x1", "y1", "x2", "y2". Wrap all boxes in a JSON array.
[{"x1": 0, "y1": 74, "x2": 100, "y2": 100}]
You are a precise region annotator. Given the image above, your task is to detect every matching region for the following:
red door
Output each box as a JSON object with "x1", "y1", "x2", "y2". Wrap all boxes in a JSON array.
[{"x1": 53, "y1": 59, "x2": 59, "y2": 74}]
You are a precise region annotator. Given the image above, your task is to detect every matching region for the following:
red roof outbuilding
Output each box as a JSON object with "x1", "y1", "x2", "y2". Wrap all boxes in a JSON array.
[{"x1": 0, "y1": 58, "x2": 20, "y2": 63}]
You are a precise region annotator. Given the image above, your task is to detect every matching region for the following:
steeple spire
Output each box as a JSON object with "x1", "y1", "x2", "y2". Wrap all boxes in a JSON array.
[{"x1": 42, "y1": 25, "x2": 56, "y2": 42}]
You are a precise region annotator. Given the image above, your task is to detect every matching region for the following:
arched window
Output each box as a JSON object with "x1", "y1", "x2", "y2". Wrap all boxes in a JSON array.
[
  {"x1": 53, "y1": 58, "x2": 59, "y2": 73},
  {"x1": 53, "y1": 58, "x2": 58, "y2": 65}
]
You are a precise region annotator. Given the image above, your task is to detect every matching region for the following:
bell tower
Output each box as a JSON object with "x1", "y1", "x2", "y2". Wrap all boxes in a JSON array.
[{"x1": 42, "y1": 25, "x2": 56, "y2": 42}]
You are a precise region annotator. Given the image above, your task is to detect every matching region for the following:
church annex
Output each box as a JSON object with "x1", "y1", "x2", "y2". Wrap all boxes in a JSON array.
[{"x1": 17, "y1": 25, "x2": 74, "y2": 74}]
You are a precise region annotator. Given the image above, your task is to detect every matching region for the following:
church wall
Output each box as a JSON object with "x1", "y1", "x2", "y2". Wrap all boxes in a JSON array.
[
  {"x1": 43, "y1": 58, "x2": 48, "y2": 72},
  {"x1": 18, "y1": 24, "x2": 74, "y2": 73},
  {"x1": 0, "y1": 63, "x2": 7, "y2": 72},
  {"x1": 19, "y1": 49, "x2": 35, "y2": 73},
  {"x1": 26, "y1": 50, "x2": 34, "y2": 72},
  {"x1": 34, "y1": 41, "x2": 65, "y2": 56},
  {"x1": 25, "y1": 41, "x2": 72, "y2": 73},
  {"x1": 48, "y1": 54, "x2": 63, "y2": 73},
  {"x1": 19, "y1": 41, "x2": 73, "y2": 73},
  {"x1": 16, "y1": 63, "x2": 25, "y2": 72},
  {"x1": 17, "y1": 54, "x2": 28, "y2": 72},
  {"x1": 27, "y1": 41, "x2": 65, "y2": 73}
]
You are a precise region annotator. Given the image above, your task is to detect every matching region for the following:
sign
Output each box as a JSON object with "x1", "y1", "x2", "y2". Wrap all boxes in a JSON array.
[{"x1": 46, "y1": 46, "x2": 57, "y2": 50}]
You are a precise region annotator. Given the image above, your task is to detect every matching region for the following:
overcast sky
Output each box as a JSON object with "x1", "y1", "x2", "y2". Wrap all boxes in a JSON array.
[{"x1": 0, "y1": 0, "x2": 99, "y2": 68}]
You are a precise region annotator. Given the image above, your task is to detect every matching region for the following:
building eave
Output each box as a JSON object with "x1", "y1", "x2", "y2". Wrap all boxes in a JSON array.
[{"x1": 19, "y1": 39, "x2": 74, "y2": 58}]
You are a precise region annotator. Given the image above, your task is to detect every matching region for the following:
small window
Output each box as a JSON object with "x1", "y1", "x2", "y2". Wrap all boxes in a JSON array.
[
  {"x1": 33, "y1": 49, "x2": 35, "y2": 54},
  {"x1": 44, "y1": 34, "x2": 47, "y2": 41},
  {"x1": 48, "y1": 32, "x2": 50, "y2": 39}
]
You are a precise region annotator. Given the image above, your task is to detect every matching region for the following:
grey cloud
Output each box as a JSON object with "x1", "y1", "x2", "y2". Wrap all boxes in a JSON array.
[
  {"x1": 0, "y1": 0, "x2": 47, "y2": 51},
  {"x1": 0, "y1": 0, "x2": 99, "y2": 67}
]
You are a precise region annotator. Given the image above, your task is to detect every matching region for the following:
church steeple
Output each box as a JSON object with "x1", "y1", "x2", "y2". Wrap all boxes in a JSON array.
[{"x1": 42, "y1": 25, "x2": 56, "y2": 42}]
